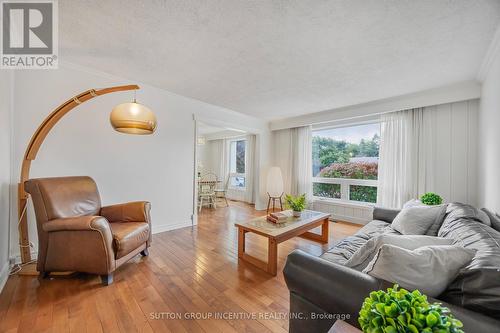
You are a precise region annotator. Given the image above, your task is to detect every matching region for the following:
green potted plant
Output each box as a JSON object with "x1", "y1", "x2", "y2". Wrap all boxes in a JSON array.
[
  {"x1": 284, "y1": 193, "x2": 306, "y2": 217},
  {"x1": 359, "y1": 285, "x2": 464, "y2": 333},
  {"x1": 420, "y1": 192, "x2": 443, "y2": 206}
]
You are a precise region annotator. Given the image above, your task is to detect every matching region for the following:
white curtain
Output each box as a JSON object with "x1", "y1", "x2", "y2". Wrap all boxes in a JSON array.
[
  {"x1": 291, "y1": 126, "x2": 313, "y2": 201},
  {"x1": 377, "y1": 108, "x2": 435, "y2": 208},
  {"x1": 244, "y1": 134, "x2": 256, "y2": 203},
  {"x1": 211, "y1": 139, "x2": 228, "y2": 185},
  {"x1": 273, "y1": 130, "x2": 294, "y2": 195},
  {"x1": 273, "y1": 126, "x2": 313, "y2": 201}
]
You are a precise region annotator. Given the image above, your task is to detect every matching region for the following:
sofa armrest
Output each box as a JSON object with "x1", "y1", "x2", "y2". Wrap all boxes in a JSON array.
[
  {"x1": 43, "y1": 216, "x2": 111, "y2": 232},
  {"x1": 284, "y1": 250, "x2": 388, "y2": 324},
  {"x1": 372, "y1": 206, "x2": 400, "y2": 223},
  {"x1": 430, "y1": 298, "x2": 500, "y2": 333},
  {"x1": 100, "y1": 201, "x2": 151, "y2": 223},
  {"x1": 284, "y1": 250, "x2": 500, "y2": 333}
]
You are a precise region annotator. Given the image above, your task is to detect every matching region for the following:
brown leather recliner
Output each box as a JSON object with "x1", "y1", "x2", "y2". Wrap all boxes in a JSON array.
[{"x1": 25, "y1": 176, "x2": 152, "y2": 285}]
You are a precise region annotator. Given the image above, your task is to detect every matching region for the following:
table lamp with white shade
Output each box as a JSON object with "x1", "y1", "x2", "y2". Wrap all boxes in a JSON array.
[{"x1": 266, "y1": 166, "x2": 284, "y2": 213}]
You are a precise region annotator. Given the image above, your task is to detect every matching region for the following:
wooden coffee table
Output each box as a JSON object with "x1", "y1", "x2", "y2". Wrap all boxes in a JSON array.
[{"x1": 235, "y1": 210, "x2": 330, "y2": 275}]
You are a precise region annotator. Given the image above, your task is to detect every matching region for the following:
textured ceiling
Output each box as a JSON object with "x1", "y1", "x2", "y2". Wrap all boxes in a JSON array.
[{"x1": 60, "y1": 1, "x2": 500, "y2": 120}]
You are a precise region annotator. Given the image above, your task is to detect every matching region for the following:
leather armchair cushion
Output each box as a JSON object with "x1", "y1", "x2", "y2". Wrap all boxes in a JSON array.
[
  {"x1": 109, "y1": 222, "x2": 150, "y2": 259},
  {"x1": 101, "y1": 201, "x2": 151, "y2": 223},
  {"x1": 25, "y1": 176, "x2": 101, "y2": 220}
]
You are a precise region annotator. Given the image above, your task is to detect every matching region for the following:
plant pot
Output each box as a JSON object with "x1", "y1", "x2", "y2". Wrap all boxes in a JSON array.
[{"x1": 293, "y1": 210, "x2": 302, "y2": 217}]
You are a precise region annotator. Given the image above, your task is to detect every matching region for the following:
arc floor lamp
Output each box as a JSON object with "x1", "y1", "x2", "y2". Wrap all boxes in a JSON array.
[{"x1": 17, "y1": 84, "x2": 156, "y2": 274}]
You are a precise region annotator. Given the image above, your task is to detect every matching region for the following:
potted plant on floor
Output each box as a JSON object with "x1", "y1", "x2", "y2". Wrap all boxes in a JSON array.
[
  {"x1": 284, "y1": 194, "x2": 306, "y2": 217},
  {"x1": 359, "y1": 284, "x2": 464, "y2": 333}
]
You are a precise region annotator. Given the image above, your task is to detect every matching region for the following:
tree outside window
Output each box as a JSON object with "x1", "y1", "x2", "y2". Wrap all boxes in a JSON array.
[
  {"x1": 312, "y1": 123, "x2": 380, "y2": 203},
  {"x1": 229, "y1": 139, "x2": 246, "y2": 189},
  {"x1": 235, "y1": 140, "x2": 245, "y2": 173}
]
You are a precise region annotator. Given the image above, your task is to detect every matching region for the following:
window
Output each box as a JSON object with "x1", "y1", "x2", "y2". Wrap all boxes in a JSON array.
[
  {"x1": 312, "y1": 123, "x2": 380, "y2": 203},
  {"x1": 229, "y1": 139, "x2": 246, "y2": 189}
]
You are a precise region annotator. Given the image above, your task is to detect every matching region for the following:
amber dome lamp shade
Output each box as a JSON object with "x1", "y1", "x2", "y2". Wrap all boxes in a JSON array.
[{"x1": 110, "y1": 101, "x2": 157, "y2": 135}]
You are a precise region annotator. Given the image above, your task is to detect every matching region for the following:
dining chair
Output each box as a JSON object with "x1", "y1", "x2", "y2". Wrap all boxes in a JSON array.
[
  {"x1": 198, "y1": 172, "x2": 217, "y2": 212},
  {"x1": 214, "y1": 176, "x2": 229, "y2": 207}
]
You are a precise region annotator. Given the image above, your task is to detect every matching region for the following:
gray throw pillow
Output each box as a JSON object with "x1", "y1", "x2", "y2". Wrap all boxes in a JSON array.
[
  {"x1": 477, "y1": 209, "x2": 491, "y2": 226},
  {"x1": 391, "y1": 205, "x2": 447, "y2": 235},
  {"x1": 403, "y1": 199, "x2": 424, "y2": 208},
  {"x1": 345, "y1": 234, "x2": 453, "y2": 271},
  {"x1": 363, "y1": 244, "x2": 475, "y2": 297},
  {"x1": 425, "y1": 204, "x2": 449, "y2": 236},
  {"x1": 481, "y1": 208, "x2": 499, "y2": 230}
]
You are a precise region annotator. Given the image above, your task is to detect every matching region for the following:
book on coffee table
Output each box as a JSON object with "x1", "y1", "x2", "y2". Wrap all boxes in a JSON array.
[{"x1": 267, "y1": 211, "x2": 288, "y2": 223}]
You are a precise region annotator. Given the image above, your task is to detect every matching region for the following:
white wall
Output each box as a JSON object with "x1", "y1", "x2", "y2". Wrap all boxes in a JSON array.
[
  {"x1": 196, "y1": 142, "x2": 209, "y2": 175},
  {"x1": 0, "y1": 71, "x2": 13, "y2": 291},
  {"x1": 197, "y1": 140, "x2": 220, "y2": 177},
  {"x1": 478, "y1": 46, "x2": 500, "y2": 213},
  {"x1": 425, "y1": 100, "x2": 479, "y2": 206},
  {"x1": 10, "y1": 63, "x2": 270, "y2": 258}
]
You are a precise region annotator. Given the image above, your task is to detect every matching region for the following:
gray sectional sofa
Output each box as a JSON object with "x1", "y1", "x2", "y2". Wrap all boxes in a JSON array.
[{"x1": 284, "y1": 203, "x2": 500, "y2": 333}]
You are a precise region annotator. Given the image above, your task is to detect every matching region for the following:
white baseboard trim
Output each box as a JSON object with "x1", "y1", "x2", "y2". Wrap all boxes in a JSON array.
[
  {"x1": 0, "y1": 261, "x2": 10, "y2": 294},
  {"x1": 152, "y1": 220, "x2": 193, "y2": 234}
]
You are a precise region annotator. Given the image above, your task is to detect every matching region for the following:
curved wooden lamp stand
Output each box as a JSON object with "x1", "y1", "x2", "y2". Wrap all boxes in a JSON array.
[{"x1": 18, "y1": 84, "x2": 140, "y2": 268}]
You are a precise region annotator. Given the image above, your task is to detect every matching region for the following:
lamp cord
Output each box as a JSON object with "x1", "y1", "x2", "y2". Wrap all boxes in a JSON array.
[
  {"x1": 10, "y1": 195, "x2": 37, "y2": 275},
  {"x1": 17, "y1": 200, "x2": 33, "y2": 247}
]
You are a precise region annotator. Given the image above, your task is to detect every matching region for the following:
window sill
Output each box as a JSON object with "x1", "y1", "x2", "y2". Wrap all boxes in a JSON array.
[
  {"x1": 228, "y1": 187, "x2": 247, "y2": 192},
  {"x1": 312, "y1": 197, "x2": 375, "y2": 209}
]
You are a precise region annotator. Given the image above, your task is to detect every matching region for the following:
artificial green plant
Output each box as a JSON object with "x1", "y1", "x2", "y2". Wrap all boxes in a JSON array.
[{"x1": 359, "y1": 285, "x2": 464, "y2": 333}]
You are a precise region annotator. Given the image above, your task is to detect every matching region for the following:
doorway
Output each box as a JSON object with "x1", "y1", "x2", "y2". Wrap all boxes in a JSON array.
[{"x1": 193, "y1": 120, "x2": 257, "y2": 219}]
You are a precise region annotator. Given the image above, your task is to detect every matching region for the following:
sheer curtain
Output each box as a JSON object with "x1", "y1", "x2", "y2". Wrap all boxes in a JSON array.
[
  {"x1": 273, "y1": 126, "x2": 313, "y2": 201},
  {"x1": 244, "y1": 134, "x2": 256, "y2": 203},
  {"x1": 291, "y1": 126, "x2": 312, "y2": 201},
  {"x1": 377, "y1": 108, "x2": 435, "y2": 208},
  {"x1": 211, "y1": 139, "x2": 228, "y2": 186}
]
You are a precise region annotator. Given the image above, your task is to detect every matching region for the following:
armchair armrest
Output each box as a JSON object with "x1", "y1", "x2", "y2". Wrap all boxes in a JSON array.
[
  {"x1": 372, "y1": 206, "x2": 400, "y2": 223},
  {"x1": 42, "y1": 216, "x2": 115, "y2": 275},
  {"x1": 43, "y1": 216, "x2": 111, "y2": 232},
  {"x1": 100, "y1": 201, "x2": 151, "y2": 223},
  {"x1": 284, "y1": 250, "x2": 389, "y2": 330}
]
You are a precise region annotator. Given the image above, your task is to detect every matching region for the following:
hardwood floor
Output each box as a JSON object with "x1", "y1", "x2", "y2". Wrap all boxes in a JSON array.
[{"x1": 0, "y1": 201, "x2": 360, "y2": 333}]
